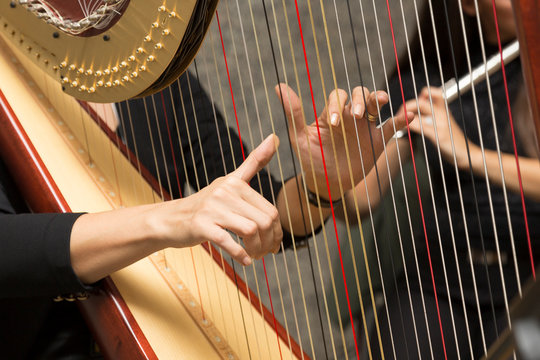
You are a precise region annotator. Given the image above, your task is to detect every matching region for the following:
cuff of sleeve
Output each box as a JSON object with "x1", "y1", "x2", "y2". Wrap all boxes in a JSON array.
[
  {"x1": 45, "y1": 213, "x2": 97, "y2": 294},
  {"x1": 280, "y1": 224, "x2": 323, "y2": 251}
]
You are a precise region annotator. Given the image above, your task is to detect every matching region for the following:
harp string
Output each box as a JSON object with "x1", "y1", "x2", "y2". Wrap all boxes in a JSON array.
[
  {"x1": 270, "y1": 0, "x2": 350, "y2": 356},
  {"x1": 406, "y1": 0, "x2": 479, "y2": 355},
  {"x1": 394, "y1": 0, "x2": 472, "y2": 356},
  {"x1": 297, "y1": 0, "x2": 371, "y2": 356},
  {"x1": 470, "y1": 3, "x2": 523, "y2": 299},
  {"x1": 488, "y1": 0, "x2": 535, "y2": 279},
  {"x1": 383, "y1": 1, "x2": 452, "y2": 358},
  {"x1": 316, "y1": 4, "x2": 395, "y2": 359},
  {"x1": 256, "y1": 3, "x2": 332, "y2": 358},
  {"x1": 249, "y1": 8, "x2": 322, "y2": 360},
  {"x1": 214, "y1": 11, "x2": 285, "y2": 358},
  {"x1": 204, "y1": 30, "x2": 265, "y2": 356},
  {"x1": 363, "y1": 0, "x2": 432, "y2": 357},
  {"x1": 354, "y1": 1, "x2": 424, "y2": 358},
  {"x1": 354, "y1": 1, "x2": 425, "y2": 358},
  {"x1": 172, "y1": 71, "x2": 255, "y2": 355},
  {"x1": 412, "y1": 0, "x2": 491, "y2": 354},
  {"x1": 218, "y1": 2, "x2": 304, "y2": 355},
  {"x1": 439, "y1": 0, "x2": 505, "y2": 342}
]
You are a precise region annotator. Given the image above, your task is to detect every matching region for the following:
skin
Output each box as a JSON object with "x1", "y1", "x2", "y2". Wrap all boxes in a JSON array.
[
  {"x1": 71, "y1": 85, "x2": 413, "y2": 284},
  {"x1": 343, "y1": 0, "x2": 540, "y2": 220}
]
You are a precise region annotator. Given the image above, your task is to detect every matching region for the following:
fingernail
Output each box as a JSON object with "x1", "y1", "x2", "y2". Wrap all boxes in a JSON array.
[
  {"x1": 242, "y1": 256, "x2": 252, "y2": 266},
  {"x1": 330, "y1": 113, "x2": 339, "y2": 126},
  {"x1": 354, "y1": 104, "x2": 362, "y2": 117}
]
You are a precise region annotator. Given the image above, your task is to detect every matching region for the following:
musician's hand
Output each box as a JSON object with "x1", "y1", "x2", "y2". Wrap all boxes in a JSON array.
[
  {"x1": 275, "y1": 84, "x2": 413, "y2": 200},
  {"x1": 162, "y1": 134, "x2": 282, "y2": 265},
  {"x1": 403, "y1": 87, "x2": 476, "y2": 169}
]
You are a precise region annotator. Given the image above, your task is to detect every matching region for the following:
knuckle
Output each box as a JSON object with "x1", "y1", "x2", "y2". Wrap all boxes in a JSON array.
[
  {"x1": 243, "y1": 222, "x2": 258, "y2": 237},
  {"x1": 270, "y1": 208, "x2": 279, "y2": 221}
]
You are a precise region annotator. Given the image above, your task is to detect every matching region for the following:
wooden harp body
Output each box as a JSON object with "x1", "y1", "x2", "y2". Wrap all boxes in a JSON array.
[{"x1": 0, "y1": 0, "x2": 539, "y2": 359}]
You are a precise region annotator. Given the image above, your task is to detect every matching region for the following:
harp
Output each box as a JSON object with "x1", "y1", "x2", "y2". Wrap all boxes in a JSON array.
[{"x1": 0, "y1": 0, "x2": 538, "y2": 359}]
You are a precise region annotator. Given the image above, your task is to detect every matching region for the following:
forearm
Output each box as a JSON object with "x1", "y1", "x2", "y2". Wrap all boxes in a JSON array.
[
  {"x1": 70, "y1": 204, "x2": 169, "y2": 284},
  {"x1": 470, "y1": 145, "x2": 540, "y2": 201},
  {"x1": 276, "y1": 175, "x2": 332, "y2": 236},
  {"x1": 343, "y1": 138, "x2": 410, "y2": 220}
]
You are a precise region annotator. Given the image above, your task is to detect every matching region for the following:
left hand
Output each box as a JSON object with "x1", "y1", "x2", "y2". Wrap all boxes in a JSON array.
[
  {"x1": 275, "y1": 84, "x2": 413, "y2": 200},
  {"x1": 401, "y1": 87, "x2": 475, "y2": 170}
]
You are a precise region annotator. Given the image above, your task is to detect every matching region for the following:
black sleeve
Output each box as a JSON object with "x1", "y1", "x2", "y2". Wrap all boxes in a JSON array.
[
  {"x1": 118, "y1": 70, "x2": 283, "y2": 204},
  {"x1": 0, "y1": 213, "x2": 90, "y2": 298},
  {"x1": 0, "y1": 160, "x2": 91, "y2": 298}
]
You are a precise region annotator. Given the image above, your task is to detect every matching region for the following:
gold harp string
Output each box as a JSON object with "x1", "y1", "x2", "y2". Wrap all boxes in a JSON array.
[
  {"x1": 268, "y1": 0, "x2": 361, "y2": 357},
  {"x1": 272, "y1": 0, "x2": 346, "y2": 357},
  {"x1": 365, "y1": 2, "x2": 436, "y2": 358},
  {"x1": 333, "y1": 0, "x2": 424, "y2": 358},
  {"x1": 166, "y1": 76, "x2": 238, "y2": 352},
  {"x1": 220, "y1": 4, "x2": 301, "y2": 356},
  {"x1": 241, "y1": 0, "x2": 334, "y2": 356},
  {"x1": 273, "y1": 0, "x2": 357, "y2": 357},
  {"x1": 400, "y1": 0, "x2": 479, "y2": 356},
  {"x1": 207, "y1": 23, "x2": 279, "y2": 356},
  {"x1": 170, "y1": 70, "x2": 248, "y2": 353},
  {"x1": 439, "y1": 0, "x2": 513, "y2": 340},
  {"x1": 225, "y1": 1, "x2": 307, "y2": 356},
  {"x1": 206, "y1": 28, "x2": 260, "y2": 355},
  {"x1": 214, "y1": 2, "x2": 320, "y2": 356},
  {"x1": 299, "y1": 0, "x2": 375, "y2": 356}
]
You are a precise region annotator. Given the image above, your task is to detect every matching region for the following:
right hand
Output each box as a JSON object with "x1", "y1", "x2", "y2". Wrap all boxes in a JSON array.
[{"x1": 157, "y1": 134, "x2": 282, "y2": 266}]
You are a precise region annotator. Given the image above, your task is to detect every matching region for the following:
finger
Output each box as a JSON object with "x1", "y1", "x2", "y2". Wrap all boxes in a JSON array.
[
  {"x1": 272, "y1": 219, "x2": 283, "y2": 254},
  {"x1": 210, "y1": 225, "x2": 252, "y2": 266},
  {"x1": 381, "y1": 111, "x2": 415, "y2": 143},
  {"x1": 233, "y1": 134, "x2": 279, "y2": 182},
  {"x1": 327, "y1": 88, "x2": 348, "y2": 127},
  {"x1": 351, "y1": 86, "x2": 369, "y2": 118},
  {"x1": 365, "y1": 91, "x2": 389, "y2": 120},
  {"x1": 232, "y1": 200, "x2": 277, "y2": 259},
  {"x1": 275, "y1": 83, "x2": 305, "y2": 134}
]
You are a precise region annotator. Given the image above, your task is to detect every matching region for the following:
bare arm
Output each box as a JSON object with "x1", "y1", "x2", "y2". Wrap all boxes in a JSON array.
[
  {"x1": 70, "y1": 135, "x2": 283, "y2": 284},
  {"x1": 469, "y1": 144, "x2": 540, "y2": 201}
]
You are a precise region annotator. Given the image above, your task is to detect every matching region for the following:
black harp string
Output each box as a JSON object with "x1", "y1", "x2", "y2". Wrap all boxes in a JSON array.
[
  {"x1": 295, "y1": 0, "x2": 363, "y2": 357},
  {"x1": 354, "y1": 1, "x2": 427, "y2": 358},
  {"x1": 469, "y1": 0, "x2": 523, "y2": 298},
  {"x1": 407, "y1": 0, "x2": 485, "y2": 355},
  {"x1": 439, "y1": 0, "x2": 502, "y2": 340},
  {"x1": 207, "y1": 20, "x2": 294, "y2": 358},
  {"x1": 270, "y1": 0, "x2": 350, "y2": 357},
  {"x1": 349, "y1": 1, "x2": 418, "y2": 358},
  {"x1": 227, "y1": 0, "x2": 314, "y2": 356},
  {"x1": 215, "y1": 2, "x2": 303, "y2": 356},
  {"x1": 396, "y1": 0, "x2": 473, "y2": 356},
  {"x1": 257, "y1": 0, "x2": 330, "y2": 357},
  {"x1": 220, "y1": 4, "x2": 303, "y2": 354},
  {"x1": 403, "y1": 0, "x2": 479, "y2": 356},
  {"x1": 423, "y1": 0, "x2": 491, "y2": 354}
]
